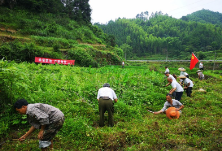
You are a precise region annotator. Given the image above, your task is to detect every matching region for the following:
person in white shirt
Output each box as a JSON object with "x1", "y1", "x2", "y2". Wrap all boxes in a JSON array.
[
  {"x1": 165, "y1": 72, "x2": 176, "y2": 81},
  {"x1": 179, "y1": 68, "x2": 189, "y2": 77},
  {"x1": 165, "y1": 66, "x2": 169, "y2": 74},
  {"x1": 167, "y1": 77, "x2": 184, "y2": 101},
  {"x1": 165, "y1": 72, "x2": 177, "y2": 98},
  {"x1": 178, "y1": 68, "x2": 189, "y2": 84},
  {"x1": 199, "y1": 62, "x2": 204, "y2": 70},
  {"x1": 183, "y1": 72, "x2": 189, "y2": 78},
  {"x1": 97, "y1": 83, "x2": 118, "y2": 127},
  {"x1": 122, "y1": 61, "x2": 125, "y2": 68},
  {"x1": 179, "y1": 75, "x2": 194, "y2": 97}
]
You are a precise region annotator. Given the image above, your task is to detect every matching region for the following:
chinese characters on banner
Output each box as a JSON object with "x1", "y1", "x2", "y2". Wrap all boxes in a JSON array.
[{"x1": 35, "y1": 57, "x2": 75, "y2": 65}]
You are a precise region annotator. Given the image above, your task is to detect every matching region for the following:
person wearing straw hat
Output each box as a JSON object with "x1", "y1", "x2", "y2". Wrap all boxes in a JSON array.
[
  {"x1": 197, "y1": 70, "x2": 204, "y2": 80},
  {"x1": 97, "y1": 83, "x2": 118, "y2": 127},
  {"x1": 154, "y1": 94, "x2": 184, "y2": 119},
  {"x1": 178, "y1": 75, "x2": 194, "y2": 97},
  {"x1": 167, "y1": 77, "x2": 184, "y2": 101},
  {"x1": 178, "y1": 67, "x2": 189, "y2": 78}
]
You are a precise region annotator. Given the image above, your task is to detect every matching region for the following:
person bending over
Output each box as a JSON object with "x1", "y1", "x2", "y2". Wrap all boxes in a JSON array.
[
  {"x1": 14, "y1": 99, "x2": 65, "y2": 151},
  {"x1": 166, "y1": 77, "x2": 184, "y2": 101},
  {"x1": 97, "y1": 83, "x2": 118, "y2": 127},
  {"x1": 179, "y1": 75, "x2": 194, "y2": 97},
  {"x1": 154, "y1": 94, "x2": 184, "y2": 119}
]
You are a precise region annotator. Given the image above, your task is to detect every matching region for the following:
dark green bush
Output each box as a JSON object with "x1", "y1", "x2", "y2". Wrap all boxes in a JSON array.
[
  {"x1": 68, "y1": 48, "x2": 98, "y2": 67},
  {"x1": 0, "y1": 41, "x2": 53, "y2": 62},
  {"x1": 53, "y1": 42, "x2": 61, "y2": 52}
]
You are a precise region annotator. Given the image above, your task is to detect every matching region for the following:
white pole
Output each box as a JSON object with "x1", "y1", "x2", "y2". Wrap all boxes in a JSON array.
[{"x1": 213, "y1": 50, "x2": 216, "y2": 71}]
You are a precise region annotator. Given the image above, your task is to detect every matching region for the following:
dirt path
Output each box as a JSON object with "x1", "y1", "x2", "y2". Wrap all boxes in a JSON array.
[
  {"x1": 0, "y1": 31, "x2": 31, "y2": 42},
  {"x1": 0, "y1": 27, "x2": 17, "y2": 34}
]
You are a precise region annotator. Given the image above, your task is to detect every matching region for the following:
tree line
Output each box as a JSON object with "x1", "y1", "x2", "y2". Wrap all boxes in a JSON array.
[
  {"x1": 0, "y1": 0, "x2": 91, "y2": 23},
  {"x1": 96, "y1": 10, "x2": 222, "y2": 59}
]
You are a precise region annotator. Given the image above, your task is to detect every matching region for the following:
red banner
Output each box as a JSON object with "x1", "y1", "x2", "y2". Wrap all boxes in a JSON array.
[
  {"x1": 190, "y1": 53, "x2": 199, "y2": 70},
  {"x1": 35, "y1": 57, "x2": 75, "y2": 65}
]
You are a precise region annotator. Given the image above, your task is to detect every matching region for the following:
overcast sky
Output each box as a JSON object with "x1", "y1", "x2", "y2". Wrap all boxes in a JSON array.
[{"x1": 89, "y1": 0, "x2": 222, "y2": 24}]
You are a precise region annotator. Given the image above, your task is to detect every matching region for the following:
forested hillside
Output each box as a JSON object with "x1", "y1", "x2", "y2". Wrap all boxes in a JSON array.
[
  {"x1": 182, "y1": 9, "x2": 222, "y2": 26},
  {"x1": 96, "y1": 11, "x2": 222, "y2": 60},
  {"x1": 0, "y1": 0, "x2": 92, "y2": 23},
  {"x1": 0, "y1": 1, "x2": 122, "y2": 67}
]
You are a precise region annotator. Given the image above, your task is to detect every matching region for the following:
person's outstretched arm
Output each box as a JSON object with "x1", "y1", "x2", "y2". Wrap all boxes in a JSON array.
[
  {"x1": 19, "y1": 126, "x2": 36, "y2": 141},
  {"x1": 154, "y1": 110, "x2": 163, "y2": 115},
  {"x1": 165, "y1": 82, "x2": 171, "y2": 87}
]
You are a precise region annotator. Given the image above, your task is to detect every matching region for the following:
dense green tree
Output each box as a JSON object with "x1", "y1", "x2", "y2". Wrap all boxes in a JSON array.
[
  {"x1": 185, "y1": 9, "x2": 222, "y2": 26},
  {"x1": 62, "y1": 0, "x2": 91, "y2": 23},
  {"x1": 96, "y1": 11, "x2": 222, "y2": 59},
  {"x1": 120, "y1": 43, "x2": 133, "y2": 59},
  {"x1": 0, "y1": 0, "x2": 91, "y2": 23}
]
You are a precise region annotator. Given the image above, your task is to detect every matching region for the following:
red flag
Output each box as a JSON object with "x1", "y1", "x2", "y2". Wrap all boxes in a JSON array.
[{"x1": 190, "y1": 53, "x2": 199, "y2": 70}]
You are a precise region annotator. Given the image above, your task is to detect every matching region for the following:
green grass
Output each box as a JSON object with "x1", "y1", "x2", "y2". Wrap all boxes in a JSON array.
[{"x1": 0, "y1": 61, "x2": 222, "y2": 150}]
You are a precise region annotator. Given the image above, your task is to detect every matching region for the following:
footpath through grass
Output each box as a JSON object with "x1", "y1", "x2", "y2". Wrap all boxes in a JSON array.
[{"x1": 0, "y1": 61, "x2": 222, "y2": 150}]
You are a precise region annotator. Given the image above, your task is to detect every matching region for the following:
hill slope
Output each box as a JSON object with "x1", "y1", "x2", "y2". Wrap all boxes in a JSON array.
[
  {"x1": 0, "y1": 6, "x2": 123, "y2": 67},
  {"x1": 96, "y1": 11, "x2": 222, "y2": 60},
  {"x1": 182, "y1": 9, "x2": 222, "y2": 25}
]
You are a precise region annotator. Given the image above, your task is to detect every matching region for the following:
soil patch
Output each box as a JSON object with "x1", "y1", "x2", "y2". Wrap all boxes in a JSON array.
[
  {"x1": 0, "y1": 35, "x2": 16, "y2": 42},
  {"x1": 0, "y1": 27, "x2": 17, "y2": 34}
]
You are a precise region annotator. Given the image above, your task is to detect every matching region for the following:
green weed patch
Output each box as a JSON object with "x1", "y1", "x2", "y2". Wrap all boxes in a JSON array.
[{"x1": 0, "y1": 61, "x2": 222, "y2": 150}]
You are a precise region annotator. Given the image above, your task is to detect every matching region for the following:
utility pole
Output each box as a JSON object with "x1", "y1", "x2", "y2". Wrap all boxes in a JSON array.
[
  {"x1": 166, "y1": 49, "x2": 168, "y2": 62},
  {"x1": 213, "y1": 49, "x2": 216, "y2": 72}
]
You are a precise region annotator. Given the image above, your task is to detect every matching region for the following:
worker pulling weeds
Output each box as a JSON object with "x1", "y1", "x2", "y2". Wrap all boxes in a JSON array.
[
  {"x1": 153, "y1": 93, "x2": 184, "y2": 119},
  {"x1": 14, "y1": 99, "x2": 65, "y2": 151}
]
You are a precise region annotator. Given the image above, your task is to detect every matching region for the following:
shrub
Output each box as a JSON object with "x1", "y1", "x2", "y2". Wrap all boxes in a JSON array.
[
  {"x1": 113, "y1": 47, "x2": 124, "y2": 58},
  {"x1": 68, "y1": 48, "x2": 98, "y2": 67},
  {"x1": 53, "y1": 42, "x2": 61, "y2": 52}
]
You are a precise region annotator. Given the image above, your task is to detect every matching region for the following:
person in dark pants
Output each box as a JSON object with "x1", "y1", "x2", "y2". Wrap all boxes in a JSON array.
[
  {"x1": 167, "y1": 77, "x2": 184, "y2": 101},
  {"x1": 97, "y1": 83, "x2": 118, "y2": 127},
  {"x1": 179, "y1": 75, "x2": 194, "y2": 97},
  {"x1": 199, "y1": 62, "x2": 204, "y2": 70},
  {"x1": 14, "y1": 99, "x2": 64, "y2": 151}
]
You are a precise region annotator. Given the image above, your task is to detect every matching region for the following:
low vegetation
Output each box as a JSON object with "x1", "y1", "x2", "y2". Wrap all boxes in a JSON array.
[{"x1": 0, "y1": 60, "x2": 222, "y2": 150}]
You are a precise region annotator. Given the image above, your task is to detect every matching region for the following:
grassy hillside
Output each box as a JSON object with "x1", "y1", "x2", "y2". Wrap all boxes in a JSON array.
[
  {"x1": 1, "y1": 60, "x2": 222, "y2": 150},
  {"x1": 0, "y1": 6, "x2": 123, "y2": 67}
]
